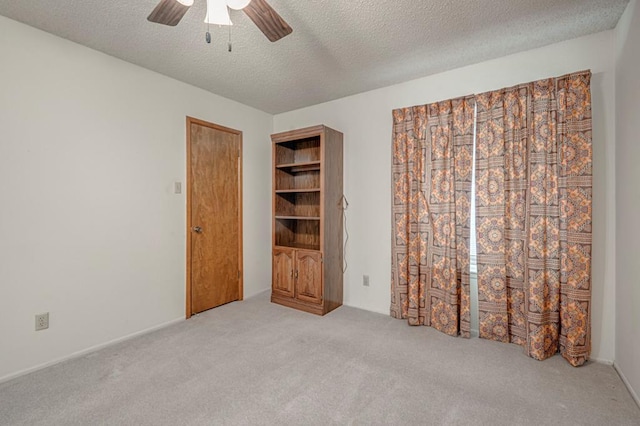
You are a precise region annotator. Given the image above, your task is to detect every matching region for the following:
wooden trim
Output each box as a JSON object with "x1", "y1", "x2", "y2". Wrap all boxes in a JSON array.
[
  {"x1": 275, "y1": 161, "x2": 321, "y2": 172},
  {"x1": 275, "y1": 188, "x2": 321, "y2": 194},
  {"x1": 271, "y1": 292, "x2": 324, "y2": 315},
  {"x1": 186, "y1": 117, "x2": 193, "y2": 319},
  {"x1": 274, "y1": 216, "x2": 320, "y2": 220},
  {"x1": 272, "y1": 139, "x2": 277, "y2": 258},
  {"x1": 274, "y1": 244, "x2": 320, "y2": 251},
  {"x1": 187, "y1": 116, "x2": 242, "y2": 136},
  {"x1": 319, "y1": 131, "x2": 325, "y2": 254},
  {"x1": 271, "y1": 125, "x2": 326, "y2": 143},
  {"x1": 238, "y1": 131, "x2": 244, "y2": 301},
  {"x1": 185, "y1": 116, "x2": 243, "y2": 319}
]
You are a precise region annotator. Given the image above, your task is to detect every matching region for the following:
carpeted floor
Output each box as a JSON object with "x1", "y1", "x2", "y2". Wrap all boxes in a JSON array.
[{"x1": 1, "y1": 290, "x2": 639, "y2": 425}]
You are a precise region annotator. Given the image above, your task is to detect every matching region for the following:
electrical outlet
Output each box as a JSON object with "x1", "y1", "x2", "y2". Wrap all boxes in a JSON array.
[
  {"x1": 35, "y1": 313, "x2": 49, "y2": 331},
  {"x1": 363, "y1": 275, "x2": 370, "y2": 287}
]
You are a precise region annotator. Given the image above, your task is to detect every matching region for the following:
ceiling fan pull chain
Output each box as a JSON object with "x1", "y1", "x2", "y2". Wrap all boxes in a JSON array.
[
  {"x1": 206, "y1": 20, "x2": 211, "y2": 44},
  {"x1": 228, "y1": 18, "x2": 232, "y2": 52}
]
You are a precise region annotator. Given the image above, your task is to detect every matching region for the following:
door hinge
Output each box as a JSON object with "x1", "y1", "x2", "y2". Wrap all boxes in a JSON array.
[{"x1": 238, "y1": 271, "x2": 241, "y2": 279}]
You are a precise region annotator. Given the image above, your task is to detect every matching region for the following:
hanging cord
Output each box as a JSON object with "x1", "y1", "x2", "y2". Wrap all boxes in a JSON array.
[
  {"x1": 228, "y1": 17, "x2": 232, "y2": 52},
  {"x1": 340, "y1": 195, "x2": 349, "y2": 273}
]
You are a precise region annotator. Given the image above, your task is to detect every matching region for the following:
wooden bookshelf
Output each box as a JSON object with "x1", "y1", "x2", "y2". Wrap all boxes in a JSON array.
[{"x1": 271, "y1": 125, "x2": 343, "y2": 315}]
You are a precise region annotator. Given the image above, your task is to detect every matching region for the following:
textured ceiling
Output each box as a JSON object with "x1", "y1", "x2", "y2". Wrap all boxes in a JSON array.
[{"x1": 0, "y1": 0, "x2": 629, "y2": 114}]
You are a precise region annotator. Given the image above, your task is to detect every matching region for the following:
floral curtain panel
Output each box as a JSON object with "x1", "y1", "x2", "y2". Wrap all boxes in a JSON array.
[
  {"x1": 390, "y1": 97, "x2": 474, "y2": 337},
  {"x1": 390, "y1": 71, "x2": 592, "y2": 366},
  {"x1": 474, "y1": 71, "x2": 592, "y2": 366}
]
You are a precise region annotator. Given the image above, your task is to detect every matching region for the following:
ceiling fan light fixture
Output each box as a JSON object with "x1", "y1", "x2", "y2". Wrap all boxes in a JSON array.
[
  {"x1": 226, "y1": 0, "x2": 251, "y2": 10},
  {"x1": 204, "y1": 0, "x2": 233, "y2": 25}
]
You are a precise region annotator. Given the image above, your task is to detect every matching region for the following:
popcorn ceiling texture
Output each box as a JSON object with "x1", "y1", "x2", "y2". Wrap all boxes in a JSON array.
[{"x1": 0, "y1": 0, "x2": 629, "y2": 113}]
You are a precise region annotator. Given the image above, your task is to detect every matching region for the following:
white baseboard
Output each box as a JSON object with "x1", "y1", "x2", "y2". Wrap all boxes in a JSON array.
[
  {"x1": 0, "y1": 317, "x2": 184, "y2": 384},
  {"x1": 591, "y1": 357, "x2": 614, "y2": 365},
  {"x1": 342, "y1": 301, "x2": 388, "y2": 316},
  {"x1": 614, "y1": 361, "x2": 640, "y2": 408}
]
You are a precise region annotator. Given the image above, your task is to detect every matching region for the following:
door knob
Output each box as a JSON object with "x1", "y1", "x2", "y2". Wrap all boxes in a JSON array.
[{"x1": 192, "y1": 226, "x2": 203, "y2": 233}]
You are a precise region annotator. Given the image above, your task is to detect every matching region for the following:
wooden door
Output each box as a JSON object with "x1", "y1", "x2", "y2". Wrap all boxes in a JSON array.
[
  {"x1": 273, "y1": 247, "x2": 294, "y2": 297},
  {"x1": 187, "y1": 117, "x2": 242, "y2": 317},
  {"x1": 295, "y1": 250, "x2": 322, "y2": 304}
]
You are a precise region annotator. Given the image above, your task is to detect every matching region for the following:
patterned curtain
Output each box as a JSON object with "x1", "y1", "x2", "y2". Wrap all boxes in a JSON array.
[
  {"x1": 391, "y1": 97, "x2": 474, "y2": 337},
  {"x1": 475, "y1": 71, "x2": 592, "y2": 366}
]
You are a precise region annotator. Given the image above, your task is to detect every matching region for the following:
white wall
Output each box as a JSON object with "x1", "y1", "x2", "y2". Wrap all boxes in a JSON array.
[
  {"x1": 0, "y1": 16, "x2": 273, "y2": 381},
  {"x1": 615, "y1": 0, "x2": 640, "y2": 403},
  {"x1": 274, "y1": 30, "x2": 617, "y2": 363}
]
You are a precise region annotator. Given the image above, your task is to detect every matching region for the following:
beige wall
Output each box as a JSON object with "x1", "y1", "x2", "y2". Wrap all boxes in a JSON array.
[
  {"x1": 0, "y1": 16, "x2": 273, "y2": 381},
  {"x1": 615, "y1": 0, "x2": 640, "y2": 405}
]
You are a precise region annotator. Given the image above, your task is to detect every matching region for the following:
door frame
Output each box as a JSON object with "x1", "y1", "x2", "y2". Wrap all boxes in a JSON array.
[{"x1": 186, "y1": 116, "x2": 243, "y2": 319}]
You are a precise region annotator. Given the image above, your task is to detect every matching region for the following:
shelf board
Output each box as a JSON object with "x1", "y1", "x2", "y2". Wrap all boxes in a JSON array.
[
  {"x1": 275, "y1": 188, "x2": 321, "y2": 194},
  {"x1": 275, "y1": 215, "x2": 321, "y2": 221},
  {"x1": 275, "y1": 243, "x2": 320, "y2": 251},
  {"x1": 275, "y1": 160, "x2": 321, "y2": 173}
]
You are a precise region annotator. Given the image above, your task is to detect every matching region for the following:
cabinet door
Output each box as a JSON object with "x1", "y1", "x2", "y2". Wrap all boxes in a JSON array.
[
  {"x1": 295, "y1": 250, "x2": 323, "y2": 304},
  {"x1": 273, "y1": 248, "x2": 294, "y2": 297}
]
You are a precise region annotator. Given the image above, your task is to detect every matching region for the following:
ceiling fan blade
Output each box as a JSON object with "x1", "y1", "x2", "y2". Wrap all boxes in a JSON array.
[
  {"x1": 147, "y1": 0, "x2": 192, "y2": 27},
  {"x1": 243, "y1": 0, "x2": 293, "y2": 42}
]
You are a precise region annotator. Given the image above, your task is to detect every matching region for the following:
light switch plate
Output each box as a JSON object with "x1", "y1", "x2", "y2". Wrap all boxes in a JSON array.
[{"x1": 174, "y1": 182, "x2": 182, "y2": 194}]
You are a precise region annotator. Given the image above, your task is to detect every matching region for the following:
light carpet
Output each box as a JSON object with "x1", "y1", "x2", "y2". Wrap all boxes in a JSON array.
[{"x1": 1, "y1": 291, "x2": 639, "y2": 425}]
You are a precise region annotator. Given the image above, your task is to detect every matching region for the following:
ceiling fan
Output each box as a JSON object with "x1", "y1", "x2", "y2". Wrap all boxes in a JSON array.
[{"x1": 147, "y1": 0, "x2": 292, "y2": 42}]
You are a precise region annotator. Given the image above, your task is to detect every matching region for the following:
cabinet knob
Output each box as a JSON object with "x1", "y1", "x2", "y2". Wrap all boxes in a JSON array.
[{"x1": 192, "y1": 226, "x2": 203, "y2": 233}]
